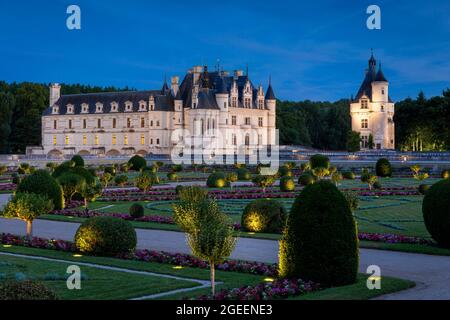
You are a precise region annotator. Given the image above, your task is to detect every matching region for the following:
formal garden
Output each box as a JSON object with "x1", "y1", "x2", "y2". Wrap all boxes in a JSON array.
[{"x1": 0, "y1": 154, "x2": 449, "y2": 300}]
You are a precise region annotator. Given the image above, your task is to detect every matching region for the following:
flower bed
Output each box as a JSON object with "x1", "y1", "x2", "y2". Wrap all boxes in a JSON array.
[
  {"x1": 358, "y1": 232, "x2": 434, "y2": 245},
  {"x1": 0, "y1": 183, "x2": 16, "y2": 192},
  {"x1": 0, "y1": 233, "x2": 277, "y2": 277},
  {"x1": 193, "y1": 278, "x2": 320, "y2": 300}
]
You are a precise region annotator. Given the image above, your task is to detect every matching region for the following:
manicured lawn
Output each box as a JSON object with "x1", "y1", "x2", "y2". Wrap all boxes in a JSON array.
[
  {"x1": 0, "y1": 245, "x2": 414, "y2": 300},
  {"x1": 0, "y1": 254, "x2": 198, "y2": 300}
]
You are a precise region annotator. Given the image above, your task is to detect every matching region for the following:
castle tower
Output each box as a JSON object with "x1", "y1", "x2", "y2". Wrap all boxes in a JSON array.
[
  {"x1": 49, "y1": 83, "x2": 61, "y2": 106},
  {"x1": 265, "y1": 77, "x2": 276, "y2": 145},
  {"x1": 350, "y1": 53, "x2": 395, "y2": 150}
]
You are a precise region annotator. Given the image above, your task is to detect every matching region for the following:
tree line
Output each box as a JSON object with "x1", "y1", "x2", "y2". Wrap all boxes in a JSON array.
[{"x1": 0, "y1": 80, "x2": 449, "y2": 153}]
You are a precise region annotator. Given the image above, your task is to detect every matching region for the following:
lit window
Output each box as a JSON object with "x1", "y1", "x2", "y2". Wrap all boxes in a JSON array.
[
  {"x1": 141, "y1": 135, "x2": 145, "y2": 145},
  {"x1": 95, "y1": 135, "x2": 99, "y2": 145},
  {"x1": 53, "y1": 135, "x2": 57, "y2": 145},
  {"x1": 65, "y1": 135, "x2": 69, "y2": 145},
  {"x1": 83, "y1": 135, "x2": 87, "y2": 145},
  {"x1": 124, "y1": 135, "x2": 128, "y2": 145},
  {"x1": 112, "y1": 135, "x2": 116, "y2": 145}
]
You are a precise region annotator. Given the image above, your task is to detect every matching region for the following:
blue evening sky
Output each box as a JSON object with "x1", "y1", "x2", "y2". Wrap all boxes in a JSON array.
[{"x1": 0, "y1": 0, "x2": 449, "y2": 101}]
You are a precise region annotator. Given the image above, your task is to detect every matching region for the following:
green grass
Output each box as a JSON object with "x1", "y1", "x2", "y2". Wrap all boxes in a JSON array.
[
  {"x1": 0, "y1": 254, "x2": 198, "y2": 300},
  {"x1": 292, "y1": 275, "x2": 415, "y2": 300},
  {"x1": 0, "y1": 245, "x2": 414, "y2": 300}
]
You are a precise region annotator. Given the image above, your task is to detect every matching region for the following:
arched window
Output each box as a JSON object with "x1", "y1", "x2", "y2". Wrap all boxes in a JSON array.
[{"x1": 245, "y1": 134, "x2": 250, "y2": 146}]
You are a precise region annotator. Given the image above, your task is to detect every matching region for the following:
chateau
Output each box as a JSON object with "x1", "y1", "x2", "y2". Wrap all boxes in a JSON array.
[
  {"x1": 41, "y1": 66, "x2": 277, "y2": 158},
  {"x1": 350, "y1": 53, "x2": 395, "y2": 149}
]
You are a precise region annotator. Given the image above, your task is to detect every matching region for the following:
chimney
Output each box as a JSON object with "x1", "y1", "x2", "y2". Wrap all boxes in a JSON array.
[
  {"x1": 171, "y1": 76, "x2": 179, "y2": 97},
  {"x1": 49, "y1": 83, "x2": 61, "y2": 106}
]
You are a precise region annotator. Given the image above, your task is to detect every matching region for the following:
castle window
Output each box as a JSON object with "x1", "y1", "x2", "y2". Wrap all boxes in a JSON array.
[
  {"x1": 231, "y1": 116, "x2": 237, "y2": 126},
  {"x1": 231, "y1": 97, "x2": 237, "y2": 107},
  {"x1": 127, "y1": 118, "x2": 131, "y2": 128},
  {"x1": 150, "y1": 138, "x2": 153, "y2": 145},
  {"x1": 381, "y1": 105, "x2": 384, "y2": 111},
  {"x1": 96, "y1": 103, "x2": 103, "y2": 113},
  {"x1": 67, "y1": 105, "x2": 74, "y2": 114},
  {"x1": 361, "y1": 119, "x2": 368, "y2": 129},
  {"x1": 83, "y1": 119, "x2": 87, "y2": 129},
  {"x1": 245, "y1": 117, "x2": 251, "y2": 125},
  {"x1": 244, "y1": 98, "x2": 251, "y2": 108},
  {"x1": 382, "y1": 88, "x2": 385, "y2": 95},
  {"x1": 112, "y1": 118, "x2": 116, "y2": 128},
  {"x1": 65, "y1": 135, "x2": 70, "y2": 145},
  {"x1": 141, "y1": 135, "x2": 145, "y2": 145},
  {"x1": 361, "y1": 135, "x2": 368, "y2": 148},
  {"x1": 95, "y1": 135, "x2": 99, "y2": 145},
  {"x1": 97, "y1": 119, "x2": 101, "y2": 128},
  {"x1": 150, "y1": 120, "x2": 153, "y2": 127},
  {"x1": 110, "y1": 102, "x2": 118, "y2": 112},
  {"x1": 232, "y1": 134, "x2": 237, "y2": 146},
  {"x1": 258, "y1": 100, "x2": 264, "y2": 109},
  {"x1": 81, "y1": 104, "x2": 89, "y2": 113},
  {"x1": 193, "y1": 102, "x2": 197, "y2": 109},
  {"x1": 258, "y1": 117, "x2": 263, "y2": 127},
  {"x1": 361, "y1": 100, "x2": 368, "y2": 109},
  {"x1": 124, "y1": 135, "x2": 128, "y2": 145},
  {"x1": 52, "y1": 106, "x2": 59, "y2": 114},
  {"x1": 156, "y1": 121, "x2": 160, "y2": 127},
  {"x1": 112, "y1": 135, "x2": 116, "y2": 145},
  {"x1": 125, "y1": 101, "x2": 133, "y2": 112},
  {"x1": 53, "y1": 135, "x2": 57, "y2": 145},
  {"x1": 258, "y1": 134, "x2": 262, "y2": 145},
  {"x1": 224, "y1": 102, "x2": 227, "y2": 108},
  {"x1": 245, "y1": 134, "x2": 250, "y2": 146},
  {"x1": 139, "y1": 101, "x2": 147, "y2": 111},
  {"x1": 53, "y1": 120, "x2": 57, "y2": 130},
  {"x1": 68, "y1": 119, "x2": 72, "y2": 129},
  {"x1": 156, "y1": 138, "x2": 160, "y2": 145},
  {"x1": 83, "y1": 135, "x2": 87, "y2": 145},
  {"x1": 141, "y1": 118, "x2": 145, "y2": 128}
]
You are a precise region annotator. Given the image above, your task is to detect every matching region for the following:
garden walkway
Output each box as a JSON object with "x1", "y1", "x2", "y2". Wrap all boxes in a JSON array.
[{"x1": 1, "y1": 217, "x2": 450, "y2": 299}]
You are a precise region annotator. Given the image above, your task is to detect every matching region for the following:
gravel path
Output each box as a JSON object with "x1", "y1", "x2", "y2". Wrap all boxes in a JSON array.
[{"x1": 1, "y1": 217, "x2": 450, "y2": 299}]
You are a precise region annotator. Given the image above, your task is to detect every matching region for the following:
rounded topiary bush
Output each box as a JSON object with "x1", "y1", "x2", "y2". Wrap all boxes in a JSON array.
[
  {"x1": 175, "y1": 185, "x2": 184, "y2": 195},
  {"x1": 206, "y1": 172, "x2": 229, "y2": 188},
  {"x1": 422, "y1": 179, "x2": 450, "y2": 248},
  {"x1": 418, "y1": 184, "x2": 430, "y2": 195},
  {"x1": 441, "y1": 169, "x2": 450, "y2": 179},
  {"x1": 17, "y1": 169, "x2": 64, "y2": 210},
  {"x1": 167, "y1": 172, "x2": 178, "y2": 181},
  {"x1": 0, "y1": 280, "x2": 58, "y2": 300},
  {"x1": 280, "y1": 176, "x2": 295, "y2": 192},
  {"x1": 376, "y1": 158, "x2": 392, "y2": 177},
  {"x1": 279, "y1": 180, "x2": 358, "y2": 287},
  {"x1": 129, "y1": 203, "x2": 144, "y2": 219},
  {"x1": 241, "y1": 199, "x2": 287, "y2": 233},
  {"x1": 71, "y1": 155, "x2": 85, "y2": 167},
  {"x1": 128, "y1": 155, "x2": 147, "y2": 171},
  {"x1": 236, "y1": 168, "x2": 251, "y2": 181},
  {"x1": 342, "y1": 171, "x2": 356, "y2": 180},
  {"x1": 298, "y1": 173, "x2": 315, "y2": 186},
  {"x1": 75, "y1": 216, "x2": 137, "y2": 256},
  {"x1": 309, "y1": 154, "x2": 330, "y2": 169},
  {"x1": 278, "y1": 165, "x2": 292, "y2": 177}
]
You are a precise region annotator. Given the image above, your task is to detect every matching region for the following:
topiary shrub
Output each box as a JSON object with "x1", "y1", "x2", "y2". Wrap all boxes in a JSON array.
[
  {"x1": 128, "y1": 155, "x2": 147, "y2": 171},
  {"x1": 441, "y1": 169, "x2": 450, "y2": 179},
  {"x1": 129, "y1": 203, "x2": 144, "y2": 219},
  {"x1": 17, "y1": 170, "x2": 64, "y2": 210},
  {"x1": 12, "y1": 173, "x2": 21, "y2": 185},
  {"x1": 241, "y1": 199, "x2": 287, "y2": 233},
  {"x1": 142, "y1": 165, "x2": 157, "y2": 173},
  {"x1": 279, "y1": 180, "x2": 358, "y2": 287},
  {"x1": 71, "y1": 155, "x2": 85, "y2": 167},
  {"x1": 373, "y1": 181, "x2": 382, "y2": 190},
  {"x1": 206, "y1": 172, "x2": 229, "y2": 188},
  {"x1": 114, "y1": 174, "x2": 128, "y2": 186},
  {"x1": 74, "y1": 216, "x2": 137, "y2": 256},
  {"x1": 278, "y1": 165, "x2": 292, "y2": 177},
  {"x1": 280, "y1": 176, "x2": 295, "y2": 192},
  {"x1": 309, "y1": 154, "x2": 330, "y2": 169},
  {"x1": 342, "y1": 190, "x2": 359, "y2": 212},
  {"x1": 236, "y1": 168, "x2": 251, "y2": 181},
  {"x1": 167, "y1": 172, "x2": 178, "y2": 181},
  {"x1": 175, "y1": 185, "x2": 184, "y2": 195},
  {"x1": 376, "y1": 158, "x2": 392, "y2": 177},
  {"x1": 298, "y1": 173, "x2": 315, "y2": 186},
  {"x1": 342, "y1": 171, "x2": 356, "y2": 180},
  {"x1": 422, "y1": 179, "x2": 450, "y2": 248},
  {"x1": 418, "y1": 184, "x2": 430, "y2": 195},
  {"x1": 104, "y1": 166, "x2": 116, "y2": 176},
  {"x1": 0, "y1": 280, "x2": 58, "y2": 300}
]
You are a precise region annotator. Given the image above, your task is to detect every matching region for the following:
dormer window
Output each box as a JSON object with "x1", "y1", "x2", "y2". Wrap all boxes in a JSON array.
[
  {"x1": 110, "y1": 102, "x2": 118, "y2": 112},
  {"x1": 244, "y1": 98, "x2": 251, "y2": 108},
  {"x1": 52, "y1": 106, "x2": 59, "y2": 114},
  {"x1": 139, "y1": 100, "x2": 147, "y2": 111},
  {"x1": 95, "y1": 102, "x2": 103, "y2": 113},
  {"x1": 81, "y1": 103, "x2": 89, "y2": 113},
  {"x1": 125, "y1": 101, "x2": 133, "y2": 112},
  {"x1": 361, "y1": 100, "x2": 368, "y2": 109},
  {"x1": 258, "y1": 99, "x2": 264, "y2": 109},
  {"x1": 66, "y1": 104, "x2": 74, "y2": 114}
]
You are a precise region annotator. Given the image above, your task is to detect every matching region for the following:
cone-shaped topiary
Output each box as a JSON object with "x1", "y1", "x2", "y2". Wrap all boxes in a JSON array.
[
  {"x1": 309, "y1": 154, "x2": 330, "y2": 169},
  {"x1": 17, "y1": 170, "x2": 64, "y2": 210},
  {"x1": 74, "y1": 216, "x2": 137, "y2": 256},
  {"x1": 206, "y1": 172, "x2": 229, "y2": 188},
  {"x1": 376, "y1": 158, "x2": 392, "y2": 177},
  {"x1": 422, "y1": 179, "x2": 450, "y2": 248},
  {"x1": 279, "y1": 180, "x2": 359, "y2": 287},
  {"x1": 241, "y1": 199, "x2": 287, "y2": 233},
  {"x1": 280, "y1": 176, "x2": 295, "y2": 192},
  {"x1": 236, "y1": 168, "x2": 251, "y2": 181}
]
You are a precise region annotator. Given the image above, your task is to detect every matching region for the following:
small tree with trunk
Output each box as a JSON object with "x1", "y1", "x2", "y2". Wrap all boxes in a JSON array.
[
  {"x1": 57, "y1": 173, "x2": 86, "y2": 201},
  {"x1": 134, "y1": 172, "x2": 153, "y2": 192},
  {"x1": 331, "y1": 172, "x2": 343, "y2": 186},
  {"x1": 2, "y1": 193, "x2": 53, "y2": 238},
  {"x1": 80, "y1": 181, "x2": 103, "y2": 208},
  {"x1": 252, "y1": 175, "x2": 275, "y2": 192},
  {"x1": 100, "y1": 172, "x2": 112, "y2": 189},
  {"x1": 410, "y1": 165, "x2": 421, "y2": 177},
  {"x1": 361, "y1": 172, "x2": 378, "y2": 190}
]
